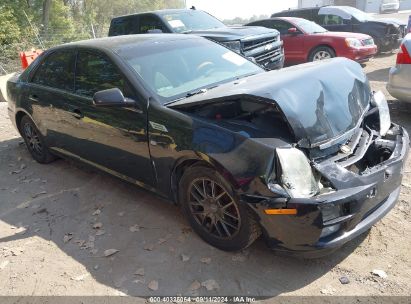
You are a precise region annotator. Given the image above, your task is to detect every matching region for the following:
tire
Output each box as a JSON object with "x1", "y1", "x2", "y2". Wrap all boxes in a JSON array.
[
  {"x1": 309, "y1": 46, "x2": 336, "y2": 62},
  {"x1": 179, "y1": 166, "x2": 261, "y2": 251},
  {"x1": 20, "y1": 115, "x2": 56, "y2": 164}
]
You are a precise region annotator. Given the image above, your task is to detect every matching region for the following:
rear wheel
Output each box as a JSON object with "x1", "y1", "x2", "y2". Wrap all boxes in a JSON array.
[
  {"x1": 179, "y1": 166, "x2": 261, "y2": 251},
  {"x1": 20, "y1": 115, "x2": 56, "y2": 164},
  {"x1": 309, "y1": 46, "x2": 336, "y2": 62}
]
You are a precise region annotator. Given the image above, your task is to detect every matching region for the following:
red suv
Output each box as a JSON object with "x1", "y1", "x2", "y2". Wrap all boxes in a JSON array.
[{"x1": 247, "y1": 17, "x2": 377, "y2": 65}]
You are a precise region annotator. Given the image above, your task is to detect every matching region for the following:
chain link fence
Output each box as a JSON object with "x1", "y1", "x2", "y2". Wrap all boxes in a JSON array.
[{"x1": 0, "y1": 24, "x2": 106, "y2": 75}]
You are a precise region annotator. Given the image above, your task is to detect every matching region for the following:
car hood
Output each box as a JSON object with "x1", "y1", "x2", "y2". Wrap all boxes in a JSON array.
[
  {"x1": 314, "y1": 31, "x2": 372, "y2": 40},
  {"x1": 375, "y1": 18, "x2": 407, "y2": 26},
  {"x1": 188, "y1": 26, "x2": 279, "y2": 41},
  {"x1": 170, "y1": 58, "x2": 371, "y2": 149}
]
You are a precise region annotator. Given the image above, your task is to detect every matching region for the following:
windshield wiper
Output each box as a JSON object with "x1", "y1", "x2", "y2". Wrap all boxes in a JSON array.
[
  {"x1": 165, "y1": 86, "x2": 218, "y2": 106},
  {"x1": 185, "y1": 88, "x2": 208, "y2": 97}
]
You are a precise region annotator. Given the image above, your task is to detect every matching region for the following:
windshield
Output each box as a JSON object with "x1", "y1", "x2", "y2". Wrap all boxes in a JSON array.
[
  {"x1": 339, "y1": 6, "x2": 374, "y2": 22},
  {"x1": 119, "y1": 38, "x2": 263, "y2": 104},
  {"x1": 160, "y1": 10, "x2": 225, "y2": 33},
  {"x1": 295, "y1": 18, "x2": 327, "y2": 34}
]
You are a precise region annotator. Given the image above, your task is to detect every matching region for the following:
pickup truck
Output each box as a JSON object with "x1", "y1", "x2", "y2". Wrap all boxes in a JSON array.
[{"x1": 109, "y1": 8, "x2": 284, "y2": 70}]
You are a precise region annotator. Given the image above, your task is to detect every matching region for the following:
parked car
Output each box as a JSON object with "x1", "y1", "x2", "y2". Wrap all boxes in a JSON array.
[
  {"x1": 109, "y1": 8, "x2": 284, "y2": 70},
  {"x1": 246, "y1": 17, "x2": 377, "y2": 65},
  {"x1": 271, "y1": 6, "x2": 407, "y2": 52},
  {"x1": 387, "y1": 33, "x2": 411, "y2": 102},
  {"x1": 380, "y1": 0, "x2": 400, "y2": 13},
  {"x1": 7, "y1": 35, "x2": 409, "y2": 257}
]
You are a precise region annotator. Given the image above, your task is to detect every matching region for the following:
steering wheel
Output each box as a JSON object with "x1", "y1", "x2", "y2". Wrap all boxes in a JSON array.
[{"x1": 196, "y1": 61, "x2": 215, "y2": 77}]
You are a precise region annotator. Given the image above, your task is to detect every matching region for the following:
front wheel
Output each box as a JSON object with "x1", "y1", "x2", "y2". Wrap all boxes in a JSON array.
[
  {"x1": 20, "y1": 115, "x2": 56, "y2": 164},
  {"x1": 179, "y1": 166, "x2": 261, "y2": 251},
  {"x1": 309, "y1": 46, "x2": 336, "y2": 62}
]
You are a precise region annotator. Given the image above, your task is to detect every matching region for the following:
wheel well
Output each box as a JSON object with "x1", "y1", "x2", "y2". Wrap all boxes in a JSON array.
[
  {"x1": 308, "y1": 44, "x2": 336, "y2": 61},
  {"x1": 15, "y1": 111, "x2": 27, "y2": 135},
  {"x1": 171, "y1": 159, "x2": 212, "y2": 204}
]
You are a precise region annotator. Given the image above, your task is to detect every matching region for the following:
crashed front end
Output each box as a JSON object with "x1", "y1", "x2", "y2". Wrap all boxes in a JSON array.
[
  {"x1": 172, "y1": 58, "x2": 409, "y2": 257},
  {"x1": 252, "y1": 101, "x2": 408, "y2": 257},
  {"x1": 242, "y1": 62, "x2": 409, "y2": 257}
]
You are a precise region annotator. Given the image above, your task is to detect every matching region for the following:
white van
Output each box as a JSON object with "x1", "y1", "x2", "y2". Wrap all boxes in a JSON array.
[{"x1": 380, "y1": 0, "x2": 400, "y2": 13}]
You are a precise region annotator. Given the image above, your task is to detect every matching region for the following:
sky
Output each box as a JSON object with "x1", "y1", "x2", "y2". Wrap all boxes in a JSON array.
[{"x1": 185, "y1": 0, "x2": 299, "y2": 20}]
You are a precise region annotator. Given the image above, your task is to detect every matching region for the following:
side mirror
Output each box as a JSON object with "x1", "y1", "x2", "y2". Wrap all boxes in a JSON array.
[
  {"x1": 288, "y1": 27, "x2": 298, "y2": 34},
  {"x1": 93, "y1": 88, "x2": 136, "y2": 107}
]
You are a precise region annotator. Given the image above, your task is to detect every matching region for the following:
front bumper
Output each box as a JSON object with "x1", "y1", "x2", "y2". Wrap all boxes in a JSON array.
[
  {"x1": 245, "y1": 125, "x2": 409, "y2": 258},
  {"x1": 346, "y1": 46, "x2": 378, "y2": 63}
]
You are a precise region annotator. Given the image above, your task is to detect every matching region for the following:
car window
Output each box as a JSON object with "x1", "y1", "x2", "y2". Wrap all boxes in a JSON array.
[
  {"x1": 32, "y1": 50, "x2": 75, "y2": 91},
  {"x1": 75, "y1": 51, "x2": 131, "y2": 98},
  {"x1": 160, "y1": 10, "x2": 225, "y2": 33},
  {"x1": 319, "y1": 14, "x2": 344, "y2": 26},
  {"x1": 270, "y1": 20, "x2": 293, "y2": 35},
  {"x1": 109, "y1": 16, "x2": 138, "y2": 36},
  {"x1": 139, "y1": 15, "x2": 166, "y2": 33}
]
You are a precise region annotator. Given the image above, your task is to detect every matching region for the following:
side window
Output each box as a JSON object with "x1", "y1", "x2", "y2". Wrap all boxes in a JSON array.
[
  {"x1": 318, "y1": 14, "x2": 344, "y2": 26},
  {"x1": 139, "y1": 15, "x2": 165, "y2": 33},
  {"x1": 270, "y1": 21, "x2": 293, "y2": 35},
  {"x1": 75, "y1": 51, "x2": 131, "y2": 98},
  {"x1": 32, "y1": 50, "x2": 75, "y2": 91},
  {"x1": 109, "y1": 16, "x2": 138, "y2": 36}
]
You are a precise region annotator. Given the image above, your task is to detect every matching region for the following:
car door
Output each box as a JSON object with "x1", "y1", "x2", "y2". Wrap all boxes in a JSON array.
[
  {"x1": 27, "y1": 49, "x2": 76, "y2": 149},
  {"x1": 61, "y1": 49, "x2": 156, "y2": 187},
  {"x1": 269, "y1": 20, "x2": 306, "y2": 65}
]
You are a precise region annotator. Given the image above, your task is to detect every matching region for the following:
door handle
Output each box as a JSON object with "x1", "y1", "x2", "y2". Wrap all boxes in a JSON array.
[
  {"x1": 29, "y1": 94, "x2": 39, "y2": 102},
  {"x1": 69, "y1": 108, "x2": 84, "y2": 119}
]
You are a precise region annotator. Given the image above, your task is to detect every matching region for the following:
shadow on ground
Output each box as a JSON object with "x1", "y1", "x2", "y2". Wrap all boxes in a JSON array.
[{"x1": 1, "y1": 102, "x2": 410, "y2": 297}]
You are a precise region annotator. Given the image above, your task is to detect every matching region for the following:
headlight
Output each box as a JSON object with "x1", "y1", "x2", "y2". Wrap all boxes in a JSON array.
[
  {"x1": 372, "y1": 91, "x2": 391, "y2": 136},
  {"x1": 276, "y1": 147, "x2": 319, "y2": 198},
  {"x1": 345, "y1": 38, "x2": 363, "y2": 48},
  {"x1": 221, "y1": 40, "x2": 241, "y2": 53}
]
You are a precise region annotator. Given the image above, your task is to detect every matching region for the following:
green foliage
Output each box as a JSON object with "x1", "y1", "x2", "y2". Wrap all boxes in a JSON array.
[{"x1": 0, "y1": 0, "x2": 185, "y2": 72}]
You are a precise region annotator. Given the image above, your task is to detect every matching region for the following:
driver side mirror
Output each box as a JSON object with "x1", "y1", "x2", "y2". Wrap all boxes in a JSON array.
[{"x1": 93, "y1": 88, "x2": 136, "y2": 108}]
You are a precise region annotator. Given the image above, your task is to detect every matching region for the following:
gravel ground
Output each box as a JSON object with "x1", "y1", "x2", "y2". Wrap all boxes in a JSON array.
[{"x1": 0, "y1": 33, "x2": 411, "y2": 300}]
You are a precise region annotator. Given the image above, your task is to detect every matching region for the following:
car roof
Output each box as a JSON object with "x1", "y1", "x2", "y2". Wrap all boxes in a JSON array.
[
  {"x1": 48, "y1": 34, "x2": 200, "y2": 53},
  {"x1": 112, "y1": 9, "x2": 199, "y2": 20},
  {"x1": 251, "y1": 17, "x2": 305, "y2": 23}
]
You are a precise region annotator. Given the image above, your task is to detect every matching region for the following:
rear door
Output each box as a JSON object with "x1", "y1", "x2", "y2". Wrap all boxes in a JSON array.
[{"x1": 61, "y1": 49, "x2": 156, "y2": 187}]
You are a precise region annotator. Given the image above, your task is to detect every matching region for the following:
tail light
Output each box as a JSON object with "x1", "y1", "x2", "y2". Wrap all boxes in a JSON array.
[{"x1": 397, "y1": 44, "x2": 411, "y2": 64}]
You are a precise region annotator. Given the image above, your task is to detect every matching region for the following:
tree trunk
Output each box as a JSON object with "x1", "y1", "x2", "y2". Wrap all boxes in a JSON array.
[{"x1": 42, "y1": 0, "x2": 51, "y2": 35}]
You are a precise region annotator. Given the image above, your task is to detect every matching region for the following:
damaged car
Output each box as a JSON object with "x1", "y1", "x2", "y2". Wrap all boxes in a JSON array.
[{"x1": 7, "y1": 35, "x2": 409, "y2": 257}]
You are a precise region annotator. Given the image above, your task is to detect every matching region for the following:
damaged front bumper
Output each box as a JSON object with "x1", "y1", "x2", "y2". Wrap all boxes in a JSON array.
[{"x1": 245, "y1": 124, "x2": 409, "y2": 258}]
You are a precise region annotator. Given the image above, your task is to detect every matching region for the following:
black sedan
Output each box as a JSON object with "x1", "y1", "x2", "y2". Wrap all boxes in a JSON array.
[{"x1": 7, "y1": 34, "x2": 409, "y2": 257}]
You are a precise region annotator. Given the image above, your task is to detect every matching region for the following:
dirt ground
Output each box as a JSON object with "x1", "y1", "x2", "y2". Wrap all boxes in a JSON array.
[{"x1": 1, "y1": 22, "x2": 411, "y2": 302}]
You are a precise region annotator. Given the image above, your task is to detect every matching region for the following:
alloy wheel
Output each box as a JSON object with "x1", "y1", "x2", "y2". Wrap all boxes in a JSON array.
[
  {"x1": 313, "y1": 50, "x2": 332, "y2": 61},
  {"x1": 23, "y1": 122, "x2": 43, "y2": 156},
  {"x1": 188, "y1": 178, "x2": 241, "y2": 239}
]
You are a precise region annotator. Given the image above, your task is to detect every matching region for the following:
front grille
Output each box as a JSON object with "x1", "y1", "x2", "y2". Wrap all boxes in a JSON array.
[
  {"x1": 243, "y1": 37, "x2": 278, "y2": 52},
  {"x1": 254, "y1": 48, "x2": 283, "y2": 63}
]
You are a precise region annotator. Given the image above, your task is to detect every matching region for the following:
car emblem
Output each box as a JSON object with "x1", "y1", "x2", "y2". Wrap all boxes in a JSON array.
[
  {"x1": 265, "y1": 44, "x2": 273, "y2": 51},
  {"x1": 340, "y1": 145, "x2": 352, "y2": 154}
]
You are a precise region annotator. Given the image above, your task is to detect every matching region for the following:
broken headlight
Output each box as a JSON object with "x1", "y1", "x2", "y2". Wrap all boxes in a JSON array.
[
  {"x1": 372, "y1": 91, "x2": 391, "y2": 136},
  {"x1": 276, "y1": 148, "x2": 319, "y2": 198},
  {"x1": 221, "y1": 40, "x2": 241, "y2": 53}
]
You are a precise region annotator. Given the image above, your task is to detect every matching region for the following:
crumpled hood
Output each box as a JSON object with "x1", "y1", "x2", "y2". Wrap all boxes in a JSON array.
[
  {"x1": 171, "y1": 58, "x2": 371, "y2": 148},
  {"x1": 375, "y1": 18, "x2": 407, "y2": 27},
  {"x1": 189, "y1": 26, "x2": 279, "y2": 41}
]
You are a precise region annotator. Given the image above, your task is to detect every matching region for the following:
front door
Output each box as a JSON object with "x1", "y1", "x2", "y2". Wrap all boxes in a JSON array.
[{"x1": 60, "y1": 50, "x2": 156, "y2": 187}]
